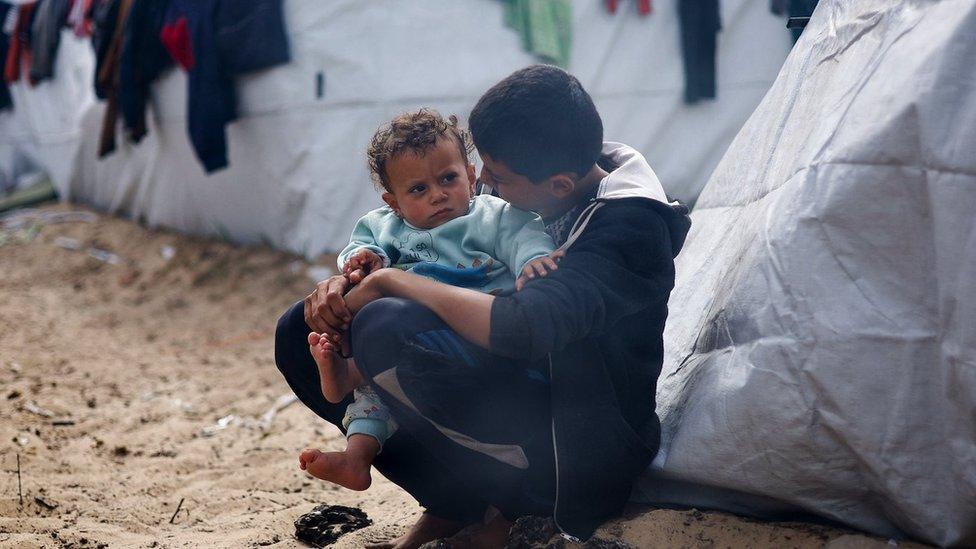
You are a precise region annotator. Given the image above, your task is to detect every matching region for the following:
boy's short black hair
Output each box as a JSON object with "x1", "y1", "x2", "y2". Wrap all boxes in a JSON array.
[{"x1": 469, "y1": 64, "x2": 603, "y2": 183}]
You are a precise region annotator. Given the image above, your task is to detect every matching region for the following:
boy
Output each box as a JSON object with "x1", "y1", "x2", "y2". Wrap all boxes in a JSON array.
[
  {"x1": 298, "y1": 109, "x2": 558, "y2": 491},
  {"x1": 279, "y1": 65, "x2": 690, "y2": 547}
]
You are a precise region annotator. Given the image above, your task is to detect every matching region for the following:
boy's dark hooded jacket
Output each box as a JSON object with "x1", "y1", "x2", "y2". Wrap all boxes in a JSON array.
[{"x1": 490, "y1": 142, "x2": 691, "y2": 539}]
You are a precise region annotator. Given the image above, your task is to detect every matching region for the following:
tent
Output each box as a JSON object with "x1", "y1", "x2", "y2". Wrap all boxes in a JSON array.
[
  {"x1": 641, "y1": 0, "x2": 976, "y2": 545},
  {"x1": 0, "y1": 0, "x2": 791, "y2": 256}
]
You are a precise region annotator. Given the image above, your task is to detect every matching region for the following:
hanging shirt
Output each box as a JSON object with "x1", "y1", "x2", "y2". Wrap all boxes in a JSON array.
[
  {"x1": 0, "y1": 2, "x2": 13, "y2": 110},
  {"x1": 4, "y1": 2, "x2": 37, "y2": 84},
  {"x1": 677, "y1": 0, "x2": 721, "y2": 104},
  {"x1": 503, "y1": 0, "x2": 573, "y2": 68},
  {"x1": 162, "y1": 0, "x2": 290, "y2": 173},
  {"x1": 29, "y1": 0, "x2": 71, "y2": 84}
]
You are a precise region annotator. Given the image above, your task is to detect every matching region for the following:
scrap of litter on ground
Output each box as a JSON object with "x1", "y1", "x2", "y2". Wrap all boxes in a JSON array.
[{"x1": 0, "y1": 204, "x2": 922, "y2": 548}]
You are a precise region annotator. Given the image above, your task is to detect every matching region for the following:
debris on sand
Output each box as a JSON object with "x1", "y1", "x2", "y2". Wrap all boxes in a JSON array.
[
  {"x1": 201, "y1": 414, "x2": 240, "y2": 437},
  {"x1": 505, "y1": 516, "x2": 557, "y2": 548},
  {"x1": 199, "y1": 393, "x2": 298, "y2": 437},
  {"x1": 160, "y1": 245, "x2": 176, "y2": 261},
  {"x1": 34, "y1": 495, "x2": 59, "y2": 510},
  {"x1": 257, "y1": 393, "x2": 299, "y2": 430},
  {"x1": 505, "y1": 516, "x2": 635, "y2": 549},
  {"x1": 53, "y1": 234, "x2": 128, "y2": 266},
  {"x1": 294, "y1": 504, "x2": 372, "y2": 547},
  {"x1": 23, "y1": 400, "x2": 55, "y2": 418}
]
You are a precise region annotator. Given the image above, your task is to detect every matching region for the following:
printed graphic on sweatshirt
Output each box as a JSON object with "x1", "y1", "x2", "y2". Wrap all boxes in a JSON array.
[
  {"x1": 393, "y1": 231, "x2": 438, "y2": 263},
  {"x1": 409, "y1": 258, "x2": 495, "y2": 288}
]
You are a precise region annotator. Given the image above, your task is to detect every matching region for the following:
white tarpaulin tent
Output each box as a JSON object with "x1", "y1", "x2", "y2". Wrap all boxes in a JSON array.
[
  {"x1": 0, "y1": 0, "x2": 791, "y2": 257},
  {"x1": 641, "y1": 0, "x2": 976, "y2": 546}
]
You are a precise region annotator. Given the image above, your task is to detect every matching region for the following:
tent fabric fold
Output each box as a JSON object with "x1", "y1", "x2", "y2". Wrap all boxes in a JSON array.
[{"x1": 642, "y1": 1, "x2": 976, "y2": 546}]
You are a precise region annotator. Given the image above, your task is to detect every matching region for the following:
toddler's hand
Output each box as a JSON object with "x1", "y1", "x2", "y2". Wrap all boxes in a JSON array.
[
  {"x1": 516, "y1": 250, "x2": 565, "y2": 291},
  {"x1": 343, "y1": 249, "x2": 383, "y2": 285}
]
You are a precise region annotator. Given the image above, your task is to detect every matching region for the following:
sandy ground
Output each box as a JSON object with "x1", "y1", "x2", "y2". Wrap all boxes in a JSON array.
[{"x1": 0, "y1": 204, "x2": 923, "y2": 549}]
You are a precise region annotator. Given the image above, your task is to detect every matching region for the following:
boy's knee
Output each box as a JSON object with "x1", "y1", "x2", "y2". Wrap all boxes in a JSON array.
[
  {"x1": 351, "y1": 298, "x2": 408, "y2": 351},
  {"x1": 351, "y1": 298, "x2": 435, "y2": 375},
  {"x1": 274, "y1": 300, "x2": 309, "y2": 374}
]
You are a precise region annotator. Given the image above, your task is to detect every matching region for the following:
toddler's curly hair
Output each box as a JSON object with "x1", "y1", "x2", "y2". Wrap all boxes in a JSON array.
[{"x1": 367, "y1": 109, "x2": 474, "y2": 191}]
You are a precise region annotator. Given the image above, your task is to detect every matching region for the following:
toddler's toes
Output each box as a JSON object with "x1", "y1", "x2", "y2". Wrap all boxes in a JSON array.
[{"x1": 299, "y1": 448, "x2": 321, "y2": 470}]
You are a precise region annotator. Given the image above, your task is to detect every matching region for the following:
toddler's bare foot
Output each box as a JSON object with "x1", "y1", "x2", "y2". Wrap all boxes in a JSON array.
[
  {"x1": 298, "y1": 435, "x2": 379, "y2": 491},
  {"x1": 308, "y1": 332, "x2": 364, "y2": 403}
]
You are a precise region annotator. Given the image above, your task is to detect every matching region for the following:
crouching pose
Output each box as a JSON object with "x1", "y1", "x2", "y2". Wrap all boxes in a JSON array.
[{"x1": 277, "y1": 65, "x2": 690, "y2": 548}]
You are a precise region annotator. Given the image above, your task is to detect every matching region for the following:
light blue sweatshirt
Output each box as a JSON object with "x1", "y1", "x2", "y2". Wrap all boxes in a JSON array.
[{"x1": 338, "y1": 194, "x2": 554, "y2": 294}]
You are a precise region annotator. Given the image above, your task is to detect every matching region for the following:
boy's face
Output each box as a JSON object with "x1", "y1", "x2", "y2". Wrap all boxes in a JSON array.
[
  {"x1": 383, "y1": 136, "x2": 477, "y2": 230},
  {"x1": 479, "y1": 154, "x2": 561, "y2": 217}
]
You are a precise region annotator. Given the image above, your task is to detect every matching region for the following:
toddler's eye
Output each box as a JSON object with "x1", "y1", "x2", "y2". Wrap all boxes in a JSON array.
[
  {"x1": 409, "y1": 185, "x2": 426, "y2": 194},
  {"x1": 442, "y1": 173, "x2": 457, "y2": 183}
]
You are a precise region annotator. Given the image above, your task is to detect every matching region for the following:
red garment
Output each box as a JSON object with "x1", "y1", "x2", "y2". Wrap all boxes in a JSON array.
[
  {"x1": 160, "y1": 16, "x2": 193, "y2": 70},
  {"x1": 605, "y1": 0, "x2": 652, "y2": 16},
  {"x1": 69, "y1": 0, "x2": 94, "y2": 37},
  {"x1": 4, "y1": 3, "x2": 37, "y2": 83}
]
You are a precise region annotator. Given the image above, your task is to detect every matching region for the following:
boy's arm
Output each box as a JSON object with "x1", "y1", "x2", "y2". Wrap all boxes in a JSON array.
[
  {"x1": 348, "y1": 269, "x2": 495, "y2": 348},
  {"x1": 490, "y1": 203, "x2": 676, "y2": 360},
  {"x1": 350, "y1": 203, "x2": 674, "y2": 356}
]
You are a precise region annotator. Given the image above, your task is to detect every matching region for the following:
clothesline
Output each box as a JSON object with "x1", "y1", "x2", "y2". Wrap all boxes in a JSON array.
[{"x1": 1, "y1": 0, "x2": 811, "y2": 175}]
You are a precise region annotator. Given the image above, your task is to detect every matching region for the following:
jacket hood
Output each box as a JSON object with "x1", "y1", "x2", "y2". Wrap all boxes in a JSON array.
[
  {"x1": 560, "y1": 142, "x2": 691, "y2": 258},
  {"x1": 596, "y1": 142, "x2": 671, "y2": 204}
]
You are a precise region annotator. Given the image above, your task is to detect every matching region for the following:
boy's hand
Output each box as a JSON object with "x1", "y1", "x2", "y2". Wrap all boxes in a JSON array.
[
  {"x1": 515, "y1": 250, "x2": 565, "y2": 291},
  {"x1": 304, "y1": 275, "x2": 352, "y2": 337},
  {"x1": 343, "y1": 249, "x2": 384, "y2": 285}
]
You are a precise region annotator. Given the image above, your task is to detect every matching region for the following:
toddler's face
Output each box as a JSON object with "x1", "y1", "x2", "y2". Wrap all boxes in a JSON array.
[{"x1": 383, "y1": 136, "x2": 476, "y2": 229}]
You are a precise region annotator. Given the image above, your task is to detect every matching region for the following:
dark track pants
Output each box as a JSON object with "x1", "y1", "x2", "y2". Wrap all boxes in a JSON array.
[{"x1": 274, "y1": 297, "x2": 555, "y2": 522}]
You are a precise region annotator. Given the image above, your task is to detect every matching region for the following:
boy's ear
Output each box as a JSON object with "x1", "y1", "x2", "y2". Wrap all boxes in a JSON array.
[
  {"x1": 547, "y1": 173, "x2": 576, "y2": 199},
  {"x1": 466, "y1": 163, "x2": 477, "y2": 194},
  {"x1": 382, "y1": 192, "x2": 400, "y2": 215}
]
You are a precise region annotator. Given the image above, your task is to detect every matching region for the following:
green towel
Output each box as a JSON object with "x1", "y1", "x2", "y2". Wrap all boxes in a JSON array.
[{"x1": 504, "y1": 0, "x2": 573, "y2": 68}]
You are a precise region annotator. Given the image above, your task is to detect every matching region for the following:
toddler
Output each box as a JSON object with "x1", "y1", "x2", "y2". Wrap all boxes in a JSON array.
[{"x1": 298, "y1": 109, "x2": 558, "y2": 490}]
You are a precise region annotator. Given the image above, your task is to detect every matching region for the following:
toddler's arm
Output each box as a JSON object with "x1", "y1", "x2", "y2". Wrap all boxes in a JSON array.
[
  {"x1": 516, "y1": 250, "x2": 565, "y2": 291},
  {"x1": 337, "y1": 215, "x2": 391, "y2": 280},
  {"x1": 492, "y1": 204, "x2": 556, "y2": 286},
  {"x1": 344, "y1": 249, "x2": 384, "y2": 284}
]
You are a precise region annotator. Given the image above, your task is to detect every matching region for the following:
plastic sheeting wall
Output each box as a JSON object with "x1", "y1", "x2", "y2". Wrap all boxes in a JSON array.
[
  {"x1": 643, "y1": 0, "x2": 976, "y2": 545},
  {"x1": 0, "y1": 0, "x2": 790, "y2": 256}
]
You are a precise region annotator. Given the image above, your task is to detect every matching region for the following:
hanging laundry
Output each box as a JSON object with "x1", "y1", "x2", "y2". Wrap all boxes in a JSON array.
[
  {"x1": 67, "y1": 0, "x2": 93, "y2": 37},
  {"x1": 90, "y1": 0, "x2": 120, "y2": 99},
  {"x1": 29, "y1": 0, "x2": 71, "y2": 84},
  {"x1": 605, "y1": 0, "x2": 652, "y2": 16},
  {"x1": 4, "y1": 2, "x2": 37, "y2": 84},
  {"x1": 163, "y1": 0, "x2": 289, "y2": 173},
  {"x1": 677, "y1": 0, "x2": 721, "y2": 104},
  {"x1": 0, "y1": 2, "x2": 13, "y2": 110},
  {"x1": 214, "y1": 0, "x2": 289, "y2": 74},
  {"x1": 96, "y1": 0, "x2": 132, "y2": 158},
  {"x1": 771, "y1": 0, "x2": 819, "y2": 42},
  {"x1": 159, "y1": 2, "x2": 192, "y2": 70},
  {"x1": 118, "y1": 0, "x2": 173, "y2": 143},
  {"x1": 503, "y1": 0, "x2": 573, "y2": 68}
]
